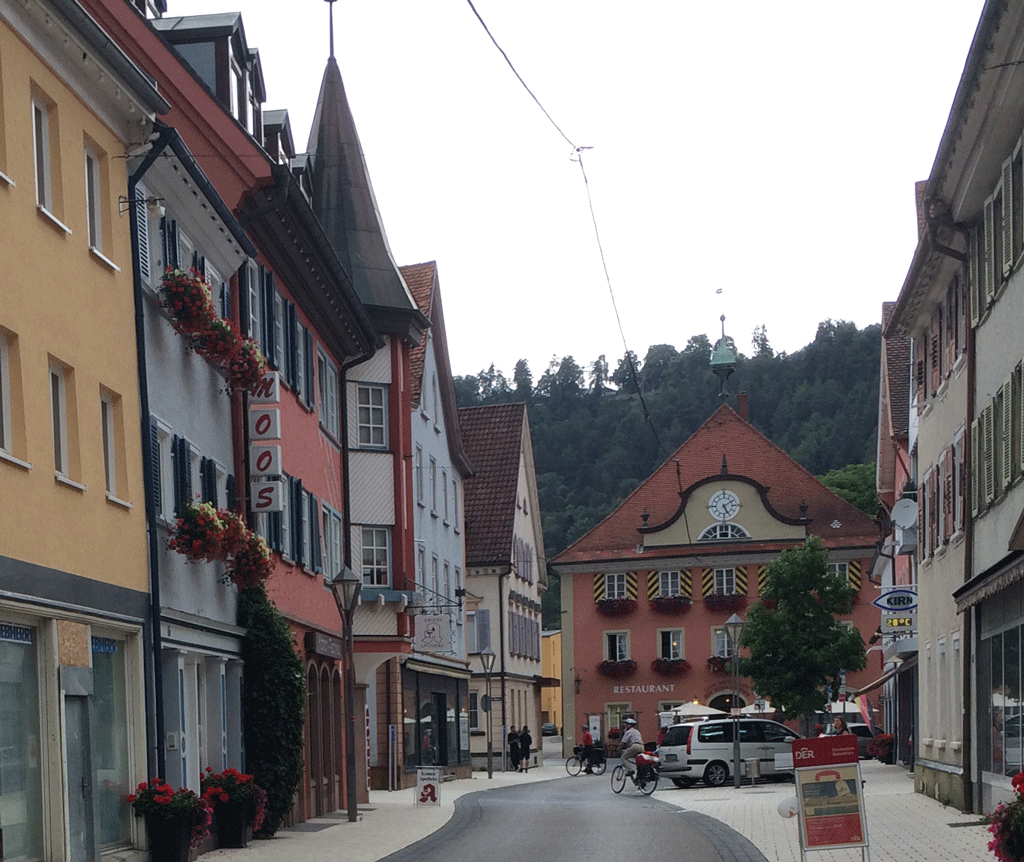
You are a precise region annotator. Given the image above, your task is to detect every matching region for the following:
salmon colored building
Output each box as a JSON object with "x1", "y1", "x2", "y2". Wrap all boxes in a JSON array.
[{"x1": 552, "y1": 399, "x2": 883, "y2": 757}]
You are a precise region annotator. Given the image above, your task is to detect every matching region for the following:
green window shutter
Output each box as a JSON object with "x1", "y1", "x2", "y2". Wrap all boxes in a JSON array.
[
  {"x1": 971, "y1": 419, "x2": 980, "y2": 517},
  {"x1": 985, "y1": 402, "x2": 996, "y2": 505},
  {"x1": 985, "y1": 197, "x2": 997, "y2": 306},
  {"x1": 1004, "y1": 158, "x2": 1015, "y2": 278},
  {"x1": 969, "y1": 227, "x2": 981, "y2": 328},
  {"x1": 593, "y1": 573, "x2": 606, "y2": 601},
  {"x1": 1003, "y1": 378, "x2": 1015, "y2": 490}
]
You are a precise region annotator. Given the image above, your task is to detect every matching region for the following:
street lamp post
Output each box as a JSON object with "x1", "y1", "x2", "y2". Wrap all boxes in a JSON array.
[
  {"x1": 327, "y1": 567, "x2": 362, "y2": 822},
  {"x1": 480, "y1": 648, "x2": 496, "y2": 779},
  {"x1": 724, "y1": 613, "x2": 745, "y2": 790}
]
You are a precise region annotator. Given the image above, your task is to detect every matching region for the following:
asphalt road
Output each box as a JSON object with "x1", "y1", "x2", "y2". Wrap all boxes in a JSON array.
[{"x1": 377, "y1": 772, "x2": 769, "y2": 862}]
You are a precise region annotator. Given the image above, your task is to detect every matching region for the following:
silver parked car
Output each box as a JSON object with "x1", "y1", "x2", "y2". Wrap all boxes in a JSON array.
[{"x1": 658, "y1": 718, "x2": 802, "y2": 787}]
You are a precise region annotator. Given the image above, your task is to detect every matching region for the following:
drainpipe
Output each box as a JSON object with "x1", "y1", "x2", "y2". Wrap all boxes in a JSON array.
[
  {"x1": 499, "y1": 568, "x2": 508, "y2": 767},
  {"x1": 128, "y1": 127, "x2": 176, "y2": 779},
  {"x1": 963, "y1": 290, "x2": 976, "y2": 813}
]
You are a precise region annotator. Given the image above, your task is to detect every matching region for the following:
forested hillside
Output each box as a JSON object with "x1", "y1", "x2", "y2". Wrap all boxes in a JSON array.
[{"x1": 454, "y1": 320, "x2": 881, "y2": 627}]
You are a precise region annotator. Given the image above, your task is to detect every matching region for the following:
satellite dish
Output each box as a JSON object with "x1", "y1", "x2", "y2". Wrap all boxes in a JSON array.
[{"x1": 891, "y1": 498, "x2": 917, "y2": 529}]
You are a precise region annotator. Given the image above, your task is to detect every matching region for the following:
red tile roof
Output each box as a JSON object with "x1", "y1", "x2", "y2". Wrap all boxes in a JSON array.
[
  {"x1": 881, "y1": 302, "x2": 910, "y2": 438},
  {"x1": 458, "y1": 403, "x2": 526, "y2": 567},
  {"x1": 400, "y1": 261, "x2": 436, "y2": 407},
  {"x1": 552, "y1": 404, "x2": 879, "y2": 566}
]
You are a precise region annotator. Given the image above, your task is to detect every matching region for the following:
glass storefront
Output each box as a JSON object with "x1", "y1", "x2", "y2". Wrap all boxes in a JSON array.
[
  {"x1": 981, "y1": 624, "x2": 1023, "y2": 777},
  {"x1": 93, "y1": 635, "x2": 130, "y2": 847},
  {"x1": 0, "y1": 623, "x2": 43, "y2": 861},
  {"x1": 402, "y1": 666, "x2": 469, "y2": 769}
]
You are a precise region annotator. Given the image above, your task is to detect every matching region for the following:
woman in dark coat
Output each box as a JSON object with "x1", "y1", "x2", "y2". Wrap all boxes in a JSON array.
[
  {"x1": 518, "y1": 726, "x2": 533, "y2": 772},
  {"x1": 507, "y1": 726, "x2": 521, "y2": 772}
]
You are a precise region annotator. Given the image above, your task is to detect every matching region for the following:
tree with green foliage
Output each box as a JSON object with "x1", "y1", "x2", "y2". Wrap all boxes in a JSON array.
[
  {"x1": 239, "y1": 584, "x2": 306, "y2": 836},
  {"x1": 818, "y1": 463, "x2": 879, "y2": 517},
  {"x1": 513, "y1": 359, "x2": 533, "y2": 399},
  {"x1": 740, "y1": 537, "x2": 865, "y2": 722}
]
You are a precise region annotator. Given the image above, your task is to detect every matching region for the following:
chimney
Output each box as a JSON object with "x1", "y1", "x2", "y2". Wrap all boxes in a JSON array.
[{"x1": 737, "y1": 392, "x2": 749, "y2": 422}]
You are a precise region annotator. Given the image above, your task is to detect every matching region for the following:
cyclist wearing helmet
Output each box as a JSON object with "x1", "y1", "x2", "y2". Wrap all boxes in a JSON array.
[{"x1": 619, "y1": 718, "x2": 643, "y2": 776}]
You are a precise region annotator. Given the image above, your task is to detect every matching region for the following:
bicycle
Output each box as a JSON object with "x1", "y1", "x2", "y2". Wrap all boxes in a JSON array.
[
  {"x1": 610, "y1": 752, "x2": 659, "y2": 795},
  {"x1": 566, "y1": 745, "x2": 607, "y2": 776}
]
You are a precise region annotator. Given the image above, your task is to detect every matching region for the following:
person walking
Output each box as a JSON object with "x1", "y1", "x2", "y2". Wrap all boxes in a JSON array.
[
  {"x1": 519, "y1": 726, "x2": 533, "y2": 772},
  {"x1": 507, "y1": 726, "x2": 521, "y2": 773}
]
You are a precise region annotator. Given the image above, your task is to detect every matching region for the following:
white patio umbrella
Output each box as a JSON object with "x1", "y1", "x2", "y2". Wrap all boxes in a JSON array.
[
  {"x1": 741, "y1": 699, "x2": 773, "y2": 714},
  {"x1": 670, "y1": 702, "x2": 727, "y2": 719}
]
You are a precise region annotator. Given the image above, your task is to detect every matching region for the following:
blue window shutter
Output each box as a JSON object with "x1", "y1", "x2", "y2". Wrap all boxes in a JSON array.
[
  {"x1": 226, "y1": 474, "x2": 236, "y2": 511},
  {"x1": 172, "y1": 435, "x2": 182, "y2": 516},
  {"x1": 261, "y1": 269, "x2": 275, "y2": 362},
  {"x1": 303, "y1": 328, "x2": 315, "y2": 408}
]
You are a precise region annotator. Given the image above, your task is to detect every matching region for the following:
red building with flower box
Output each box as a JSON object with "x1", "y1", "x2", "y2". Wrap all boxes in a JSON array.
[{"x1": 553, "y1": 397, "x2": 883, "y2": 749}]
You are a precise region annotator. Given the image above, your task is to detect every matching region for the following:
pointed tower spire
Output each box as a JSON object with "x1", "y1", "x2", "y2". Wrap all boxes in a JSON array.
[
  {"x1": 306, "y1": 3, "x2": 427, "y2": 341},
  {"x1": 326, "y1": 0, "x2": 335, "y2": 59}
]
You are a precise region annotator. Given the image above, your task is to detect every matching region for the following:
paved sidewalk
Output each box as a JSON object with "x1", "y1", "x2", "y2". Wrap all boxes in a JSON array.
[{"x1": 200, "y1": 751, "x2": 994, "y2": 862}]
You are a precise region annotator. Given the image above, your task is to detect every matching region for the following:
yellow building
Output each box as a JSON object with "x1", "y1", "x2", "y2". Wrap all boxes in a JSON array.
[
  {"x1": 541, "y1": 629, "x2": 562, "y2": 731},
  {"x1": 0, "y1": 0, "x2": 166, "y2": 854}
]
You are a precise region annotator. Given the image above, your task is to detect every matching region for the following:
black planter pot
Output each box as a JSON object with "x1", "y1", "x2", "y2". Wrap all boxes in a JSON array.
[
  {"x1": 144, "y1": 813, "x2": 192, "y2": 862},
  {"x1": 215, "y1": 801, "x2": 251, "y2": 848}
]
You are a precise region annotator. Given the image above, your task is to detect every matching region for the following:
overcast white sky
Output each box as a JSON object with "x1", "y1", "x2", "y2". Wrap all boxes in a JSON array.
[{"x1": 169, "y1": 0, "x2": 985, "y2": 379}]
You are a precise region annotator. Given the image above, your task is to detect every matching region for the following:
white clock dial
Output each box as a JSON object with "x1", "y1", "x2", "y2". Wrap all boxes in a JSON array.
[{"x1": 708, "y1": 490, "x2": 740, "y2": 522}]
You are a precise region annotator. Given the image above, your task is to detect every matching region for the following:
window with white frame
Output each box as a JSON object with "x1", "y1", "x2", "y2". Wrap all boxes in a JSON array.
[
  {"x1": 699, "y1": 522, "x2": 750, "y2": 541},
  {"x1": 606, "y1": 572, "x2": 627, "y2": 599},
  {"x1": 826, "y1": 562, "x2": 849, "y2": 581},
  {"x1": 357, "y1": 385, "x2": 386, "y2": 447},
  {"x1": 0, "y1": 330, "x2": 11, "y2": 454},
  {"x1": 444, "y1": 562, "x2": 451, "y2": 603},
  {"x1": 317, "y1": 348, "x2": 339, "y2": 439},
  {"x1": 415, "y1": 446, "x2": 424, "y2": 505},
  {"x1": 50, "y1": 364, "x2": 68, "y2": 475},
  {"x1": 361, "y1": 526, "x2": 390, "y2": 586},
  {"x1": 280, "y1": 474, "x2": 292, "y2": 558},
  {"x1": 84, "y1": 147, "x2": 102, "y2": 251},
  {"x1": 294, "y1": 317, "x2": 306, "y2": 399},
  {"x1": 659, "y1": 629, "x2": 684, "y2": 660},
  {"x1": 321, "y1": 503, "x2": 343, "y2": 579},
  {"x1": 713, "y1": 627, "x2": 733, "y2": 658},
  {"x1": 272, "y1": 290, "x2": 284, "y2": 371},
  {"x1": 607, "y1": 703, "x2": 631, "y2": 733},
  {"x1": 32, "y1": 97, "x2": 52, "y2": 211},
  {"x1": 605, "y1": 631, "x2": 629, "y2": 662},
  {"x1": 188, "y1": 444, "x2": 202, "y2": 505},
  {"x1": 429, "y1": 457, "x2": 437, "y2": 514},
  {"x1": 658, "y1": 571, "x2": 680, "y2": 597},
  {"x1": 301, "y1": 489, "x2": 312, "y2": 569},
  {"x1": 713, "y1": 568, "x2": 736, "y2": 595},
  {"x1": 452, "y1": 479, "x2": 460, "y2": 532},
  {"x1": 245, "y1": 260, "x2": 261, "y2": 342},
  {"x1": 442, "y1": 468, "x2": 449, "y2": 523},
  {"x1": 954, "y1": 429, "x2": 965, "y2": 534},
  {"x1": 469, "y1": 691, "x2": 479, "y2": 729},
  {"x1": 100, "y1": 393, "x2": 116, "y2": 495},
  {"x1": 417, "y1": 546, "x2": 426, "y2": 588},
  {"x1": 154, "y1": 421, "x2": 174, "y2": 521},
  {"x1": 431, "y1": 556, "x2": 439, "y2": 599}
]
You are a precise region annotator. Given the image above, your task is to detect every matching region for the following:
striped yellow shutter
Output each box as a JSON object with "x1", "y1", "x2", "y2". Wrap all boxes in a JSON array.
[
  {"x1": 701, "y1": 568, "x2": 714, "y2": 597},
  {"x1": 848, "y1": 560, "x2": 862, "y2": 592},
  {"x1": 625, "y1": 571, "x2": 638, "y2": 600},
  {"x1": 593, "y1": 573, "x2": 606, "y2": 601},
  {"x1": 681, "y1": 569, "x2": 692, "y2": 599},
  {"x1": 734, "y1": 566, "x2": 748, "y2": 596},
  {"x1": 647, "y1": 571, "x2": 659, "y2": 601},
  {"x1": 757, "y1": 565, "x2": 769, "y2": 595}
]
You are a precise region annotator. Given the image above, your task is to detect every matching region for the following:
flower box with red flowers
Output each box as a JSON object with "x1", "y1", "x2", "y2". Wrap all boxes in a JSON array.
[
  {"x1": 127, "y1": 777, "x2": 212, "y2": 852},
  {"x1": 596, "y1": 598, "x2": 637, "y2": 617},
  {"x1": 200, "y1": 767, "x2": 267, "y2": 846},
  {"x1": 707, "y1": 655, "x2": 730, "y2": 674},
  {"x1": 650, "y1": 595, "x2": 692, "y2": 615},
  {"x1": 703, "y1": 593, "x2": 747, "y2": 613},
  {"x1": 159, "y1": 268, "x2": 217, "y2": 337},
  {"x1": 597, "y1": 659, "x2": 637, "y2": 678},
  {"x1": 651, "y1": 658, "x2": 691, "y2": 676},
  {"x1": 988, "y1": 770, "x2": 1024, "y2": 861},
  {"x1": 167, "y1": 501, "x2": 225, "y2": 563}
]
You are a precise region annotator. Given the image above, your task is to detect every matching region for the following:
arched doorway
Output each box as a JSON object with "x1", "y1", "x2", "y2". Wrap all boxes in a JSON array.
[{"x1": 708, "y1": 692, "x2": 747, "y2": 713}]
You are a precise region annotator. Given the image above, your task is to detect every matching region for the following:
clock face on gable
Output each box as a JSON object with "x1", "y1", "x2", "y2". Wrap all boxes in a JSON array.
[{"x1": 707, "y1": 490, "x2": 740, "y2": 522}]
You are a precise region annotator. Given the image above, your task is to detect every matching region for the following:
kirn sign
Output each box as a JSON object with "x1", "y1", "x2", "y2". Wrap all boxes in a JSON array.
[
  {"x1": 249, "y1": 372, "x2": 283, "y2": 513},
  {"x1": 871, "y1": 589, "x2": 917, "y2": 613}
]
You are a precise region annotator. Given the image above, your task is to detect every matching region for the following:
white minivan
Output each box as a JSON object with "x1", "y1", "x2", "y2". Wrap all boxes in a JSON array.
[{"x1": 658, "y1": 718, "x2": 801, "y2": 787}]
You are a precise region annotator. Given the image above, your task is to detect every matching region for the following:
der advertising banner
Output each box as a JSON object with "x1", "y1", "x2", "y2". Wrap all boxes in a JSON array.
[{"x1": 791, "y1": 735, "x2": 867, "y2": 851}]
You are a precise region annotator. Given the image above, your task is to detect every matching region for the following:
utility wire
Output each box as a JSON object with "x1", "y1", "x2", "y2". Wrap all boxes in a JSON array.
[{"x1": 464, "y1": 0, "x2": 674, "y2": 461}]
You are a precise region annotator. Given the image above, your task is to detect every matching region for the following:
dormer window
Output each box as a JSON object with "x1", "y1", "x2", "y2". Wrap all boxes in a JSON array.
[{"x1": 698, "y1": 523, "x2": 750, "y2": 541}]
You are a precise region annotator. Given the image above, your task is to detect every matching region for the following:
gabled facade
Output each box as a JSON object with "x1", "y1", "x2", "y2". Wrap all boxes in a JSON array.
[
  {"x1": 0, "y1": 0, "x2": 166, "y2": 853},
  {"x1": 552, "y1": 401, "x2": 881, "y2": 758},
  {"x1": 376, "y1": 260, "x2": 475, "y2": 787},
  {"x1": 304, "y1": 42, "x2": 429, "y2": 792},
  {"x1": 458, "y1": 403, "x2": 548, "y2": 769},
  {"x1": 886, "y1": 0, "x2": 1024, "y2": 815}
]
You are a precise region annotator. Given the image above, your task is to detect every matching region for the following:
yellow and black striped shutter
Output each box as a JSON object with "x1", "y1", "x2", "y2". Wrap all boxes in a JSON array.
[
  {"x1": 647, "y1": 571, "x2": 659, "y2": 601},
  {"x1": 735, "y1": 566, "x2": 749, "y2": 596},
  {"x1": 681, "y1": 569, "x2": 692, "y2": 599},
  {"x1": 757, "y1": 565, "x2": 769, "y2": 596},
  {"x1": 848, "y1": 560, "x2": 862, "y2": 592},
  {"x1": 594, "y1": 573, "x2": 605, "y2": 601},
  {"x1": 700, "y1": 567, "x2": 714, "y2": 597},
  {"x1": 625, "y1": 571, "x2": 638, "y2": 600}
]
